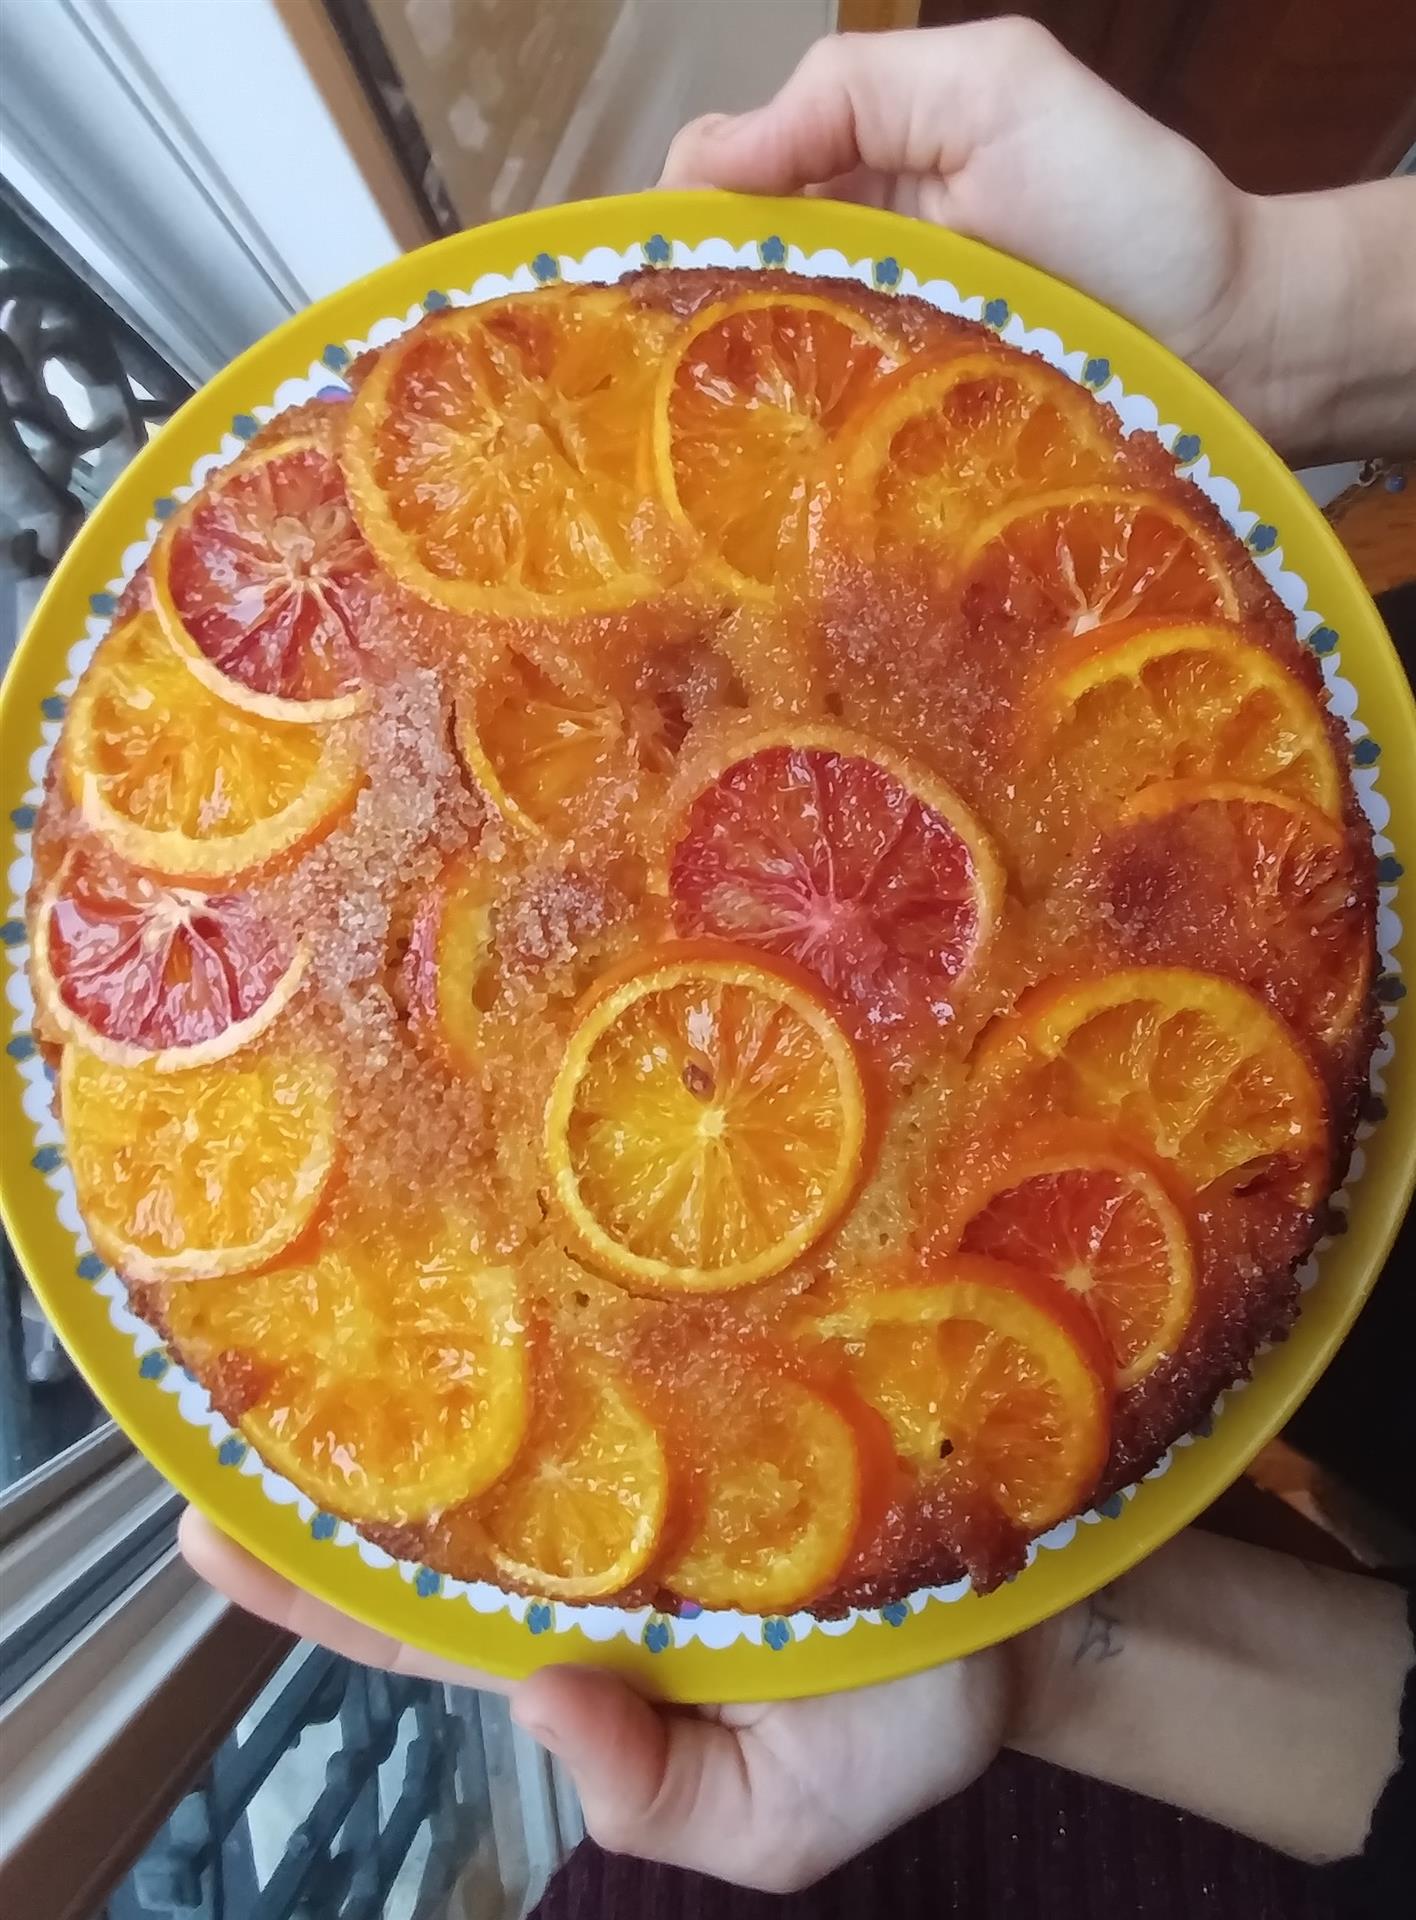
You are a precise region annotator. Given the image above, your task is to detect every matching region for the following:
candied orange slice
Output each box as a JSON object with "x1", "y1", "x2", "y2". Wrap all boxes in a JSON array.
[
  {"x1": 960, "y1": 487, "x2": 1241, "y2": 636},
  {"x1": 948, "y1": 1123, "x2": 1196, "y2": 1386},
  {"x1": 33, "y1": 849, "x2": 305, "y2": 1068},
  {"x1": 663, "y1": 1373, "x2": 862, "y2": 1610},
  {"x1": 1100, "y1": 780, "x2": 1370, "y2": 1042},
  {"x1": 456, "y1": 649, "x2": 676, "y2": 838},
  {"x1": 62, "y1": 1046, "x2": 336, "y2": 1283},
  {"x1": 668, "y1": 724, "x2": 1004, "y2": 1044},
  {"x1": 404, "y1": 858, "x2": 497, "y2": 1074},
  {"x1": 546, "y1": 946, "x2": 869, "y2": 1292},
  {"x1": 151, "y1": 436, "x2": 376, "y2": 722},
  {"x1": 1041, "y1": 623, "x2": 1342, "y2": 815},
  {"x1": 973, "y1": 967, "x2": 1329, "y2": 1203},
  {"x1": 458, "y1": 1364, "x2": 667, "y2": 1598},
  {"x1": 161, "y1": 1202, "x2": 527, "y2": 1522},
  {"x1": 341, "y1": 289, "x2": 676, "y2": 615},
  {"x1": 809, "y1": 1256, "x2": 1110, "y2": 1529},
  {"x1": 653, "y1": 292, "x2": 899, "y2": 594},
  {"x1": 66, "y1": 613, "x2": 362, "y2": 883},
  {"x1": 838, "y1": 350, "x2": 1119, "y2": 549}
]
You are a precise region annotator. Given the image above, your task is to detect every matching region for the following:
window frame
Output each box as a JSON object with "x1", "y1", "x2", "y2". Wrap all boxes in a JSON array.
[{"x1": 0, "y1": 0, "x2": 425, "y2": 385}]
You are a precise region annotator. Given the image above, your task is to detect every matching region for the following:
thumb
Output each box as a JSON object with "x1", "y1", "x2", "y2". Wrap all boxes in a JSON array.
[
  {"x1": 658, "y1": 24, "x2": 1027, "y2": 195},
  {"x1": 511, "y1": 1667, "x2": 756, "y2": 1876}
]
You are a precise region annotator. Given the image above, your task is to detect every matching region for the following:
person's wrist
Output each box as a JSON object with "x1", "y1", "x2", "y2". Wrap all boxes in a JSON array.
[
  {"x1": 1195, "y1": 180, "x2": 1416, "y2": 462},
  {"x1": 1001, "y1": 1600, "x2": 1085, "y2": 1757},
  {"x1": 1176, "y1": 188, "x2": 1303, "y2": 452}
]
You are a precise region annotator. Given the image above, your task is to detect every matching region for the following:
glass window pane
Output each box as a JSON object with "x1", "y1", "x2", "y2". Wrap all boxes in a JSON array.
[{"x1": 1, "y1": 179, "x2": 193, "y2": 1495}]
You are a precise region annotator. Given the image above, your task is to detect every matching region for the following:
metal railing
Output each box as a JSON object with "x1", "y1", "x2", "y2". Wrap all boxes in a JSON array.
[{"x1": 105, "y1": 1652, "x2": 502, "y2": 1920}]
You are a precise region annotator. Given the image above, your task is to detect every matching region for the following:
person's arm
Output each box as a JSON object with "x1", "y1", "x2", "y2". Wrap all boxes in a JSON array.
[
  {"x1": 182, "y1": 1508, "x2": 1414, "y2": 1890},
  {"x1": 659, "y1": 22, "x2": 1416, "y2": 464},
  {"x1": 1219, "y1": 180, "x2": 1416, "y2": 465},
  {"x1": 1008, "y1": 1527, "x2": 1412, "y2": 1864}
]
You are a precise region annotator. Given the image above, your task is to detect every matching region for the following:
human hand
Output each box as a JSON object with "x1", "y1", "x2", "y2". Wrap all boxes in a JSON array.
[
  {"x1": 659, "y1": 20, "x2": 1416, "y2": 463},
  {"x1": 180, "y1": 1508, "x2": 1010, "y2": 1892},
  {"x1": 661, "y1": 21, "x2": 1251, "y2": 395}
]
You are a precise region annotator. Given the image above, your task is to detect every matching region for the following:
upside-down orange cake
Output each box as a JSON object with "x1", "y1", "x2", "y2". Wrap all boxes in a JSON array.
[{"x1": 27, "y1": 271, "x2": 1377, "y2": 1613}]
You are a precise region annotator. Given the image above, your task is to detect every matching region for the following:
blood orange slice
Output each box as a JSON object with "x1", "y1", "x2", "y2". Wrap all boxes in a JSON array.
[
  {"x1": 33, "y1": 849, "x2": 304, "y2": 1068},
  {"x1": 838, "y1": 350, "x2": 1120, "y2": 550},
  {"x1": 62, "y1": 1045, "x2": 337, "y2": 1283},
  {"x1": 809, "y1": 1255, "x2": 1110, "y2": 1529},
  {"x1": 947, "y1": 1123, "x2": 1196, "y2": 1386},
  {"x1": 152, "y1": 437, "x2": 377, "y2": 722},
  {"x1": 1040, "y1": 624, "x2": 1342, "y2": 816},
  {"x1": 341, "y1": 289, "x2": 676, "y2": 615},
  {"x1": 973, "y1": 967, "x2": 1329, "y2": 1205},
  {"x1": 161, "y1": 1202, "x2": 528, "y2": 1523},
  {"x1": 65, "y1": 612, "x2": 362, "y2": 883},
  {"x1": 668, "y1": 725, "x2": 1004, "y2": 1044},
  {"x1": 546, "y1": 946, "x2": 870, "y2": 1292},
  {"x1": 653, "y1": 292, "x2": 899, "y2": 594},
  {"x1": 662, "y1": 1372, "x2": 862, "y2": 1611},
  {"x1": 1097, "y1": 781, "x2": 1371, "y2": 1043},
  {"x1": 960, "y1": 487, "x2": 1241, "y2": 637}
]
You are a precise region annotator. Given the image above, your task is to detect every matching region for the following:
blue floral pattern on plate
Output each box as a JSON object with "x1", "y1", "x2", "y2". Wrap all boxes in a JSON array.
[{"x1": 643, "y1": 1615, "x2": 672, "y2": 1654}]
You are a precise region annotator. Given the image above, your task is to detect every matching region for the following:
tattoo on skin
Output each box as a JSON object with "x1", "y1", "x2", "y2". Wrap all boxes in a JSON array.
[{"x1": 1073, "y1": 1587, "x2": 1125, "y2": 1664}]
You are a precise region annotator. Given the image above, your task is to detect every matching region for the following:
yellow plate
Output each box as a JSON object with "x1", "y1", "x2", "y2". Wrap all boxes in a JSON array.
[{"x1": 2, "y1": 193, "x2": 1412, "y2": 1703}]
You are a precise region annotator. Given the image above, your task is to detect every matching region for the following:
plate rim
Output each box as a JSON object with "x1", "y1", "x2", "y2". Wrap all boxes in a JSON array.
[{"x1": 2, "y1": 189, "x2": 1412, "y2": 1703}]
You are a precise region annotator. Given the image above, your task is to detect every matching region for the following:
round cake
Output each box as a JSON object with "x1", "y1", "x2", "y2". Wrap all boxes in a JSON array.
[{"x1": 26, "y1": 271, "x2": 1377, "y2": 1615}]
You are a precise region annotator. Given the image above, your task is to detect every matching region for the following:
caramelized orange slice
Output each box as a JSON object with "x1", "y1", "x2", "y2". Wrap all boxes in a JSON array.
[
  {"x1": 152, "y1": 436, "x2": 376, "y2": 722},
  {"x1": 456, "y1": 649, "x2": 677, "y2": 838},
  {"x1": 960, "y1": 487, "x2": 1241, "y2": 636},
  {"x1": 663, "y1": 1373, "x2": 862, "y2": 1611},
  {"x1": 809, "y1": 1256, "x2": 1110, "y2": 1529},
  {"x1": 1098, "y1": 780, "x2": 1370, "y2": 1042},
  {"x1": 62, "y1": 1046, "x2": 336, "y2": 1282},
  {"x1": 668, "y1": 724, "x2": 1004, "y2": 1045},
  {"x1": 404, "y1": 858, "x2": 497, "y2": 1074},
  {"x1": 546, "y1": 946, "x2": 869, "y2": 1292},
  {"x1": 34, "y1": 849, "x2": 305, "y2": 1068},
  {"x1": 973, "y1": 968, "x2": 1329, "y2": 1203},
  {"x1": 460, "y1": 1364, "x2": 667, "y2": 1598},
  {"x1": 949, "y1": 1123, "x2": 1196, "y2": 1386},
  {"x1": 66, "y1": 613, "x2": 361, "y2": 883},
  {"x1": 1041, "y1": 624, "x2": 1342, "y2": 816},
  {"x1": 342, "y1": 289, "x2": 676, "y2": 615},
  {"x1": 839, "y1": 350, "x2": 1119, "y2": 549},
  {"x1": 654, "y1": 292, "x2": 898, "y2": 594},
  {"x1": 161, "y1": 1202, "x2": 527, "y2": 1522}
]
